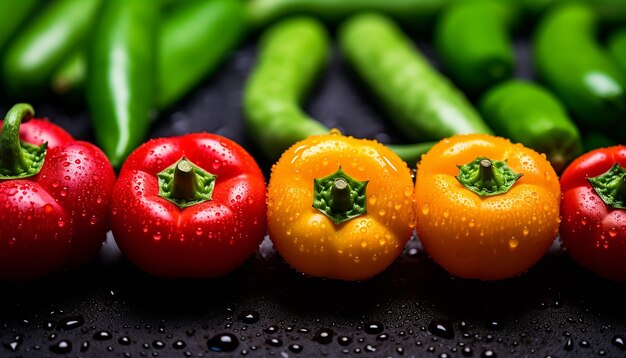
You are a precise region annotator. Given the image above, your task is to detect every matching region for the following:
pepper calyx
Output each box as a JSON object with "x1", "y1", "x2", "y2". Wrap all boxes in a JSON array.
[
  {"x1": 456, "y1": 157, "x2": 522, "y2": 197},
  {"x1": 313, "y1": 167, "x2": 368, "y2": 224},
  {"x1": 588, "y1": 163, "x2": 626, "y2": 210},
  {"x1": 158, "y1": 157, "x2": 216, "y2": 208},
  {"x1": 0, "y1": 103, "x2": 47, "y2": 180}
]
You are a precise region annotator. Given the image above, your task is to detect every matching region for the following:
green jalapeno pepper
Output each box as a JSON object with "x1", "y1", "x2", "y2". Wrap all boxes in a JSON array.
[
  {"x1": 244, "y1": 17, "x2": 329, "y2": 160},
  {"x1": 50, "y1": 0, "x2": 246, "y2": 109},
  {"x1": 2, "y1": 0, "x2": 101, "y2": 97},
  {"x1": 339, "y1": 13, "x2": 492, "y2": 142},
  {"x1": 479, "y1": 80, "x2": 582, "y2": 173},
  {"x1": 87, "y1": 0, "x2": 158, "y2": 167},
  {"x1": 435, "y1": 0, "x2": 518, "y2": 94},
  {"x1": 157, "y1": 0, "x2": 246, "y2": 109},
  {"x1": 246, "y1": 0, "x2": 450, "y2": 30},
  {"x1": 533, "y1": 2, "x2": 626, "y2": 130},
  {"x1": 244, "y1": 16, "x2": 434, "y2": 164},
  {"x1": 0, "y1": 0, "x2": 39, "y2": 55}
]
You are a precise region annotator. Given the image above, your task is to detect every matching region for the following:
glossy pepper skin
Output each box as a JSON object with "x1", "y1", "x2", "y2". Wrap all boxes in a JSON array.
[
  {"x1": 2, "y1": 0, "x2": 102, "y2": 97},
  {"x1": 339, "y1": 13, "x2": 492, "y2": 142},
  {"x1": 560, "y1": 146, "x2": 626, "y2": 282},
  {"x1": 52, "y1": 0, "x2": 247, "y2": 103},
  {"x1": 87, "y1": 0, "x2": 158, "y2": 168},
  {"x1": 414, "y1": 134, "x2": 560, "y2": 280},
  {"x1": 435, "y1": 0, "x2": 518, "y2": 94},
  {"x1": 157, "y1": 0, "x2": 246, "y2": 109},
  {"x1": 479, "y1": 80, "x2": 582, "y2": 173},
  {"x1": 267, "y1": 132, "x2": 415, "y2": 281},
  {"x1": 533, "y1": 3, "x2": 626, "y2": 130},
  {"x1": 0, "y1": 104, "x2": 116, "y2": 281},
  {"x1": 110, "y1": 133, "x2": 267, "y2": 278},
  {"x1": 244, "y1": 16, "x2": 434, "y2": 164},
  {"x1": 244, "y1": 17, "x2": 330, "y2": 160}
]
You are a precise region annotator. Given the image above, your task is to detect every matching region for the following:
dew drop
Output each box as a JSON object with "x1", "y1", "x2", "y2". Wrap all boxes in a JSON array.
[
  {"x1": 43, "y1": 204, "x2": 54, "y2": 214},
  {"x1": 313, "y1": 328, "x2": 334, "y2": 344},
  {"x1": 428, "y1": 320, "x2": 454, "y2": 339},
  {"x1": 207, "y1": 333, "x2": 238, "y2": 352},
  {"x1": 421, "y1": 205, "x2": 430, "y2": 215},
  {"x1": 509, "y1": 238, "x2": 519, "y2": 249},
  {"x1": 93, "y1": 331, "x2": 112, "y2": 341},
  {"x1": 364, "y1": 322, "x2": 384, "y2": 334},
  {"x1": 265, "y1": 338, "x2": 282, "y2": 347},
  {"x1": 57, "y1": 315, "x2": 84, "y2": 330},
  {"x1": 237, "y1": 311, "x2": 260, "y2": 324},
  {"x1": 49, "y1": 340, "x2": 72, "y2": 354}
]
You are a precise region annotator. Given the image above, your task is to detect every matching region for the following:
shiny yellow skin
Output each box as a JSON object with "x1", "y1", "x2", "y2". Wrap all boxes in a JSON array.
[
  {"x1": 267, "y1": 132, "x2": 415, "y2": 280},
  {"x1": 414, "y1": 134, "x2": 560, "y2": 280}
]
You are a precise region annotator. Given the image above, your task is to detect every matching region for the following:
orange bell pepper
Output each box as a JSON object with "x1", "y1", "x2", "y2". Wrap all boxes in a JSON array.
[
  {"x1": 414, "y1": 134, "x2": 560, "y2": 280},
  {"x1": 267, "y1": 132, "x2": 415, "y2": 280}
]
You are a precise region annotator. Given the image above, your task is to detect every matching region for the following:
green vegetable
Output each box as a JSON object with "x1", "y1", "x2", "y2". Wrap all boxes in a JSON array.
[
  {"x1": 51, "y1": 50, "x2": 85, "y2": 95},
  {"x1": 479, "y1": 80, "x2": 582, "y2": 173},
  {"x1": 339, "y1": 13, "x2": 492, "y2": 142},
  {"x1": 2, "y1": 0, "x2": 101, "y2": 97},
  {"x1": 246, "y1": 0, "x2": 450, "y2": 30},
  {"x1": 49, "y1": 0, "x2": 246, "y2": 108},
  {"x1": 435, "y1": 0, "x2": 518, "y2": 94},
  {"x1": 244, "y1": 17, "x2": 329, "y2": 159},
  {"x1": 87, "y1": 0, "x2": 158, "y2": 167},
  {"x1": 533, "y1": 3, "x2": 626, "y2": 130},
  {"x1": 157, "y1": 0, "x2": 246, "y2": 109},
  {"x1": 244, "y1": 16, "x2": 433, "y2": 164},
  {"x1": 0, "y1": 0, "x2": 39, "y2": 54},
  {"x1": 521, "y1": 0, "x2": 626, "y2": 24},
  {"x1": 608, "y1": 28, "x2": 626, "y2": 74}
]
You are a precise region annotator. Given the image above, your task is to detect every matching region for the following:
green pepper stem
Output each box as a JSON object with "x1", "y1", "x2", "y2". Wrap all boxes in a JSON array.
[
  {"x1": 472, "y1": 158, "x2": 501, "y2": 187},
  {"x1": 0, "y1": 103, "x2": 34, "y2": 171},
  {"x1": 456, "y1": 156, "x2": 521, "y2": 197},
  {"x1": 331, "y1": 177, "x2": 352, "y2": 212},
  {"x1": 171, "y1": 158, "x2": 196, "y2": 200},
  {"x1": 608, "y1": 173, "x2": 626, "y2": 202}
]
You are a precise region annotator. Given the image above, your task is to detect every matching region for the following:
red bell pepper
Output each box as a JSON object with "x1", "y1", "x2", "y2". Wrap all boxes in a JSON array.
[
  {"x1": 110, "y1": 133, "x2": 267, "y2": 278},
  {"x1": 560, "y1": 146, "x2": 626, "y2": 281},
  {"x1": 0, "y1": 103, "x2": 116, "y2": 281}
]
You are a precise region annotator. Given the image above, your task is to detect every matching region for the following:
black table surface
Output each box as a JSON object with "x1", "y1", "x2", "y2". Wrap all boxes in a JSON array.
[{"x1": 1, "y1": 39, "x2": 626, "y2": 358}]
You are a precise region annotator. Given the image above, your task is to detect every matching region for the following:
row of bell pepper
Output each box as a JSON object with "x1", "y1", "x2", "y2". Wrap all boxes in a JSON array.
[{"x1": 1, "y1": 104, "x2": 625, "y2": 282}]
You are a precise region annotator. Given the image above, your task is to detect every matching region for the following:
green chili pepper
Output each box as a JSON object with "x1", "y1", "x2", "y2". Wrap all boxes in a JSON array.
[
  {"x1": 339, "y1": 13, "x2": 492, "y2": 142},
  {"x1": 0, "y1": 0, "x2": 40, "y2": 54},
  {"x1": 49, "y1": 0, "x2": 246, "y2": 108},
  {"x1": 87, "y1": 0, "x2": 158, "y2": 167},
  {"x1": 246, "y1": 0, "x2": 450, "y2": 30},
  {"x1": 244, "y1": 17, "x2": 329, "y2": 160},
  {"x1": 2, "y1": 0, "x2": 101, "y2": 97},
  {"x1": 479, "y1": 80, "x2": 582, "y2": 173},
  {"x1": 533, "y1": 3, "x2": 626, "y2": 130},
  {"x1": 157, "y1": 0, "x2": 246, "y2": 109},
  {"x1": 244, "y1": 16, "x2": 438, "y2": 164},
  {"x1": 608, "y1": 28, "x2": 626, "y2": 74},
  {"x1": 435, "y1": 0, "x2": 519, "y2": 94}
]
